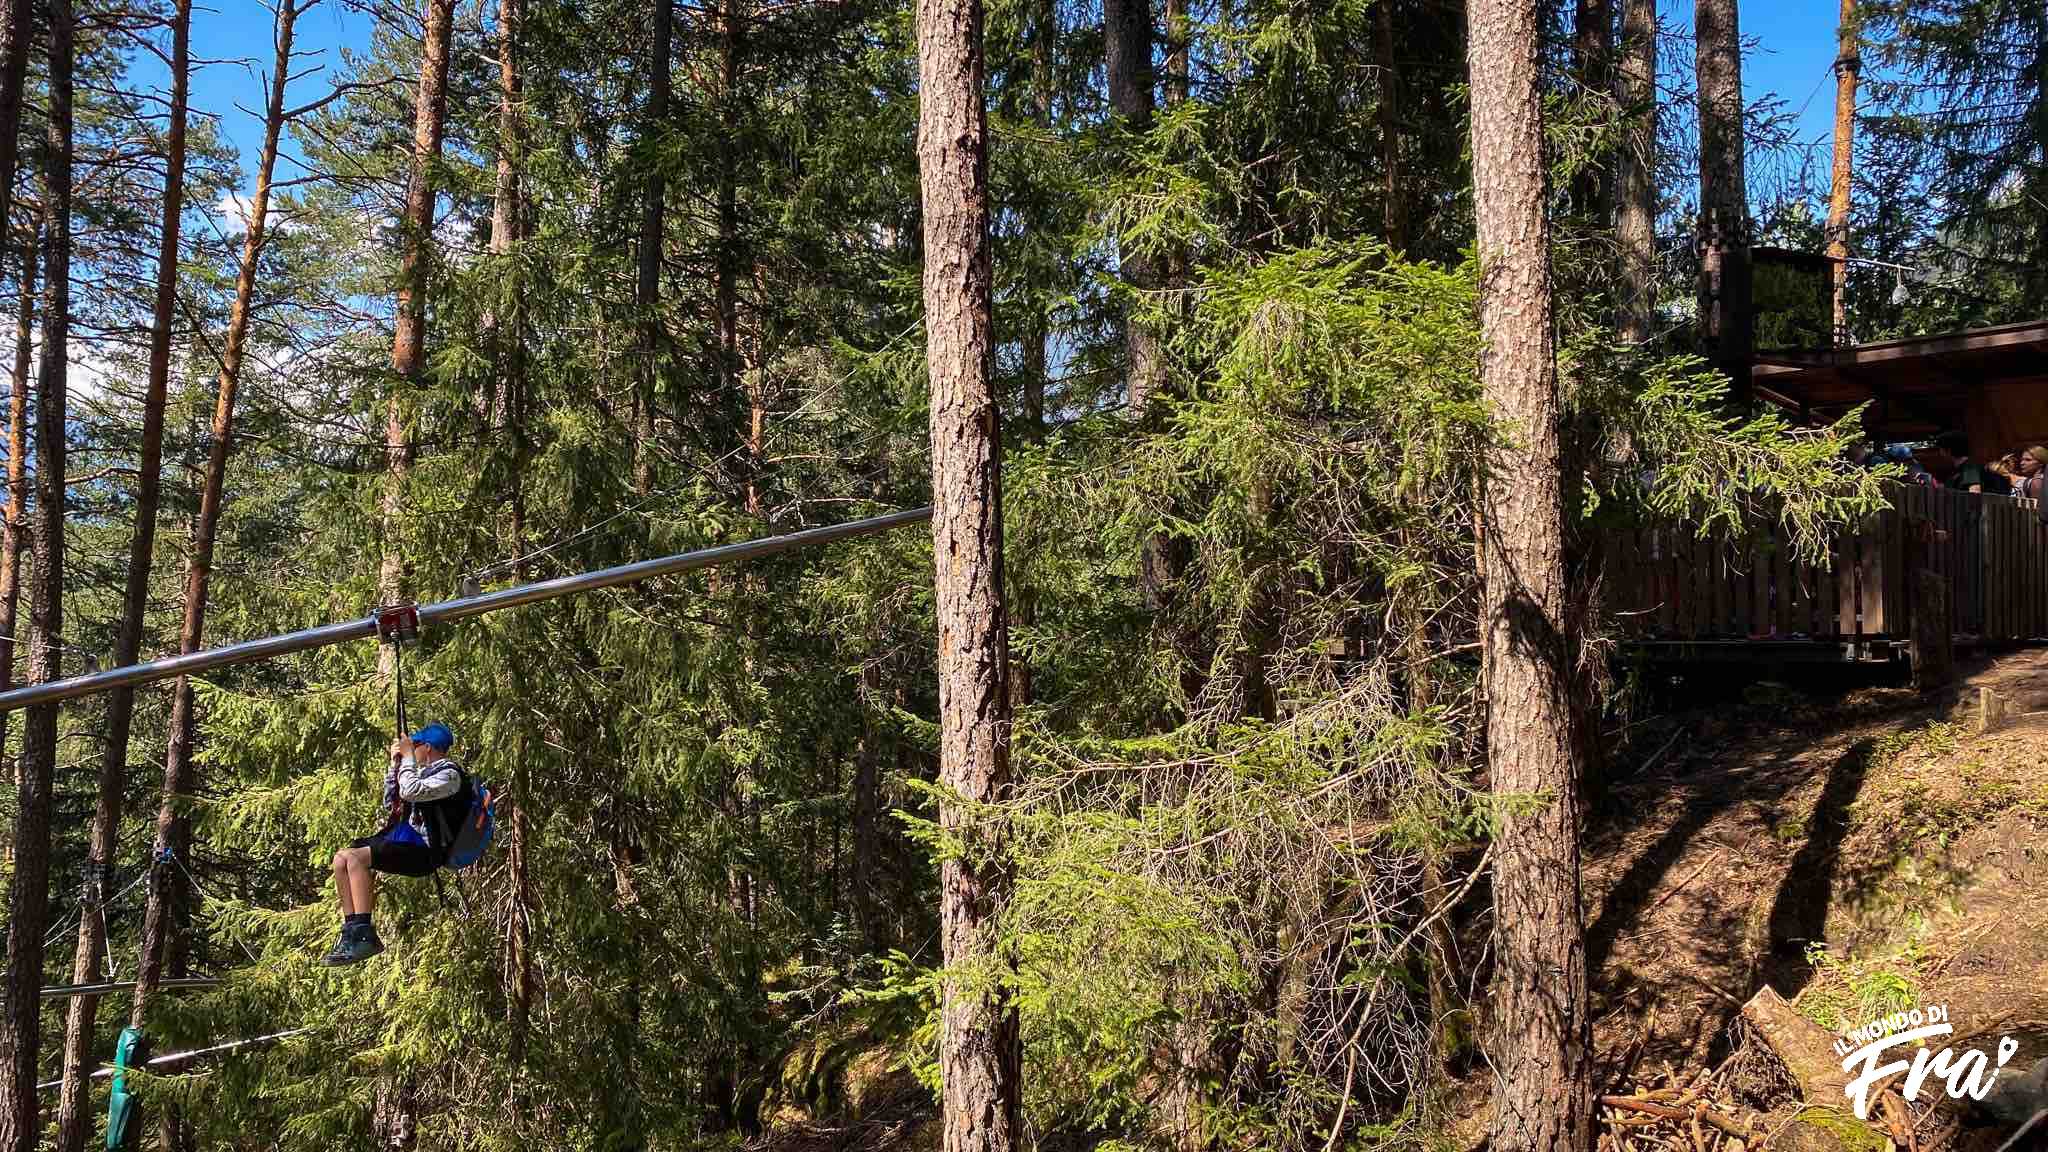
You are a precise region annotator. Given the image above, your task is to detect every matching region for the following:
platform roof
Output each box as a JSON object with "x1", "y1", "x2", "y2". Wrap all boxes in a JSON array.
[{"x1": 1750, "y1": 318, "x2": 2048, "y2": 442}]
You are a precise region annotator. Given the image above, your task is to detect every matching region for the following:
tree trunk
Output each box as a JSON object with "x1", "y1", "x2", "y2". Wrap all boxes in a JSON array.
[
  {"x1": 721, "y1": 4, "x2": 761, "y2": 515},
  {"x1": 487, "y1": 0, "x2": 535, "y2": 1070},
  {"x1": 0, "y1": 0, "x2": 27, "y2": 699},
  {"x1": 717, "y1": 0, "x2": 742, "y2": 410},
  {"x1": 383, "y1": 0, "x2": 455, "y2": 635},
  {"x1": 1695, "y1": 0, "x2": 1751, "y2": 404},
  {"x1": 373, "y1": 8, "x2": 452, "y2": 1144},
  {"x1": 1467, "y1": 0, "x2": 1592, "y2": 1150},
  {"x1": 1572, "y1": 0, "x2": 1614, "y2": 222},
  {"x1": 916, "y1": 2, "x2": 1020, "y2": 1150},
  {"x1": 486, "y1": 0, "x2": 523, "y2": 420},
  {"x1": 1614, "y1": 0, "x2": 1656, "y2": 346},
  {"x1": 1103, "y1": 0, "x2": 1161, "y2": 421},
  {"x1": 1160, "y1": 0, "x2": 1189, "y2": 329},
  {"x1": 0, "y1": 222, "x2": 34, "y2": 774},
  {"x1": 54, "y1": 5, "x2": 191, "y2": 1146},
  {"x1": 0, "y1": 4, "x2": 72, "y2": 1143},
  {"x1": 133, "y1": 0, "x2": 300, "y2": 1057},
  {"x1": 635, "y1": 0, "x2": 671, "y2": 495},
  {"x1": 1377, "y1": 0, "x2": 1406, "y2": 251},
  {"x1": 1103, "y1": 0, "x2": 1163, "y2": 417},
  {"x1": 0, "y1": 0, "x2": 30, "y2": 276},
  {"x1": 1827, "y1": 0, "x2": 1858, "y2": 342},
  {"x1": 1105, "y1": 0, "x2": 1187, "y2": 647}
]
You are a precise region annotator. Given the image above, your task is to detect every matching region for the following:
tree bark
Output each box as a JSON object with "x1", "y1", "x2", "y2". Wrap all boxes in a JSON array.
[
  {"x1": 0, "y1": 222, "x2": 34, "y2": 774},
  {"x1": 133, "y1": 0, "x2": 302, "y2": 1056},
  {"x1": 54, "y1": 4, "x2": 191, "y2": 1146},
  {"x1": 721, "y1": 3, "x2": 762, "y2": 515},
  {"x1": 1103, "y1": 0, "x2": 1163, "y2": 417},
  {"x1": 1104, "y1": 0, "x2": 1185, "y2": 634},
  {"x1": 1827, "y1": 0, "x2": 1858, "y2": 342},
  {"x1": 485, "y1": 0, "x2": 523, "y2": 424},
  {"x1": 916, "y1": 2, "x2": 1020, "y2": 1150},
  {"x1": 374, "y1": 8, "x2": 451, "y2": 1144},
  {"x1": 1572, "y1": 0, "x2": 1614, "y2": 222},
  {"x1": 382, "y1": 0, "x2": 455, "y2": 636},
  {"x1": 635, "y1": 0, "x2": 671, "y2": 495},
  {"x1": 1467, "y1": 0, "x2": 1592, "y2": 1150},
  {"x1": 1377, "y1": 0, "x2": 1406, "y2": 251},
  {"x1": 1695, "y1": 0, "x2": 1751, "y2": 403},
  {"x1": 0, "y1": 3, "x2": 72, "y2": 1143},
  {"x1": 0, "y1": 0, "x2": 30, "y2": 277},
  {"x1": 1614, "y1": 0, "x2": 1656, "y2": 346},
  {"x1": 487, "y1": 0, "x2": 536, "y2": 1070}
]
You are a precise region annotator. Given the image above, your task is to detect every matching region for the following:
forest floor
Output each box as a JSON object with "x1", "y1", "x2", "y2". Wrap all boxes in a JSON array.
[
  {"x1": 1584, "y1": 644, "x2": 2048, "y2": 1147},
  {"x1": 752, "y1": 648, "x2": 2048, "y2": 1152}
]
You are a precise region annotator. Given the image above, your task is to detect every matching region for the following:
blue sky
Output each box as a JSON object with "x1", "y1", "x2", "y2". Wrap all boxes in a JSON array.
[
  {"x1": 175, "y1": 2, "x2": 1852, "y2": 205},
  {"x1": 1716, "y1": 0, "x2": 1851, "y2": 158},
  {"x1": 175, "y1": 1, "x2": 376, "y2": 193}
]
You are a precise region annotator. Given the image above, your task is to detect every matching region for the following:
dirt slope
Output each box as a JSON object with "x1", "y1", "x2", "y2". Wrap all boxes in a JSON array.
[{"x1": 1588, "y1": 647, "x2": 2048, "y2": 1141}]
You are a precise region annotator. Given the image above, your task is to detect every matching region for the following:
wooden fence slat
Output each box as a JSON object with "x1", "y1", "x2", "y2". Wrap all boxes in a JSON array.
[
  {"x1": 1657, "y1": 526, "x2": 1678, "y2": 637},
  {"x1": 2024, "y1": 502, "x2": 2034, "y2": 638},
  {"x1": 1904, "y1": 498, "x2": 1921, "y2": 639},
  {"x1": 1960, "y1": 489, "x2": 1975, "y2": 635},
  {"x1": 2024, "y1": 503, "x2": 2034, "y2": 638},
  {"x1": 1703, "y1": 532, "x2": 1720, "y2": 635},
  {"x1": 1784, "y1": 524, "x2": 1808, "y2": 636},
  {"x1": 1817, "y1": 525, "x2": 1838, "y2": 638},
  {"x1": 1860, "y1": 511, "x2": 1889, "y2": 638},
  {"x1": 1673, "y1": 530, "x2": 1687, "y2": 638},
  {"x1": 1760, "y1": 527, "x2": 1777, "y2": 637},
  {"x1": 1736, "y1": 532, "x2": 1752, "y2": 638},
  {"x1": 1838, "y1": 521, "x2": 1859, "y2": 639},
  {"x1": 1690, "y1": 531, "x2": 1711, "y2": 639},
  {"x1": 1616, "y1": 524, "x2": 1639, "y2": 638},
  {"x1": 1993, "y1": 500, "x2": 2010, "y2": 640},
  {"x1": 1961, "y1": 490, "x2": 1978, "y2": 636},
  {"x1": 2023, "y1": 498, "x2": 2039, "y2": 631},
  {"x1": 1987, "y1": 500, "x2": 2004, "y2": 640},
  {"x1": 1774, "y1": 535, "x2": 1787, "y2": 637},
  {"x1": 1889, "y1": 505, "x2": 1908, "y2": 639}
]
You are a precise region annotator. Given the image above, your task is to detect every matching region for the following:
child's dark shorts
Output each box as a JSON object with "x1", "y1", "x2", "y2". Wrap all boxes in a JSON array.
[{"x1": 351, "y1": 833, "x2": 438, "y2": 878}]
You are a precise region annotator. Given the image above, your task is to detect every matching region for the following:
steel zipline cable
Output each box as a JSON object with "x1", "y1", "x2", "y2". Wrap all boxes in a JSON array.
[{"x1": 0, "y1": 506, "x2": 932, "y2": 715}]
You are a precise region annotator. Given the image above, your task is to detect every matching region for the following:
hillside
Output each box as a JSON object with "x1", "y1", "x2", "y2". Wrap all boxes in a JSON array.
[{"x1": 1584, "y1": 651, "x2": 2048, "y2": 1148}]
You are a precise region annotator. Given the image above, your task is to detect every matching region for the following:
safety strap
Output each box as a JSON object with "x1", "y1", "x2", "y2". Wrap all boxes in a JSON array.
[
  {"x1": 377, "y1": 603, "x2": 419, "y2": 735},
  {"x1": 429, "y1": 870, "x2": 471, "y2": 918},
  {"x1": 393, "y1": 642, "x2": 407, "y2": 739}
]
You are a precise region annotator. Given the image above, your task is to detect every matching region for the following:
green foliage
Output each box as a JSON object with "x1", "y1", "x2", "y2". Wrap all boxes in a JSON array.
[
  {"x1": 1797, "y1": 942, "x2": 1924, "y2": 1032},
  {"x1": 6, "y1": 1, "x2": 1947, "y2": 1150}
]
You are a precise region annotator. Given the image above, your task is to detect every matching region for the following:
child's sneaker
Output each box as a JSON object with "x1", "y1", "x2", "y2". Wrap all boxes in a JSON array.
[
  {"x1": 320, "y1": 925, "x2": 358, "y2": 967},
  {"x1": 320, "y1": 922, "x2": 385, "y2": 966}
]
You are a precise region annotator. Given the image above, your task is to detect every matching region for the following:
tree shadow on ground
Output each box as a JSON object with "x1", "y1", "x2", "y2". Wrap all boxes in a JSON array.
[{"x1": 1761, "y1": 736, "x2": 1876, "y2": 999}]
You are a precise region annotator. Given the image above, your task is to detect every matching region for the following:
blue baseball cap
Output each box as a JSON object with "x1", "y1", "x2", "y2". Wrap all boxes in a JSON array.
[{"x1": 409, "y1": 723, "x2": 454, "y2": 751}]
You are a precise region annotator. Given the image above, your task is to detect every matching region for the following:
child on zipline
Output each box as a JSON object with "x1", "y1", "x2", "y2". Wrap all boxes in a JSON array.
[{"x1": 324, "y1": 722, "x2": 467, "y2": 966}]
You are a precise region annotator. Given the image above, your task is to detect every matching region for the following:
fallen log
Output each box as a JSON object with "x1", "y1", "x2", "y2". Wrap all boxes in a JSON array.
[
  {"x1": 1739, "y1": 986, "x2": 1853, "y2": 1106},
  {"x1": 1738, "y1": 985, "x2": 1969, "y2": 1151}
]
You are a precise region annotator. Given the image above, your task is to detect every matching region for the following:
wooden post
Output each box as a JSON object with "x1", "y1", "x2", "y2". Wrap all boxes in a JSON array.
[{"x1": 1826, "y1": 0, "x2": 1858, "y2": 341}]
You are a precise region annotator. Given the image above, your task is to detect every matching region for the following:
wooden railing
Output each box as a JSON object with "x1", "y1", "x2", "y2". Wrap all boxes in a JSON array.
[{"x1": 1607, "y1": 485, "x2": 2048, "y2": 646}]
